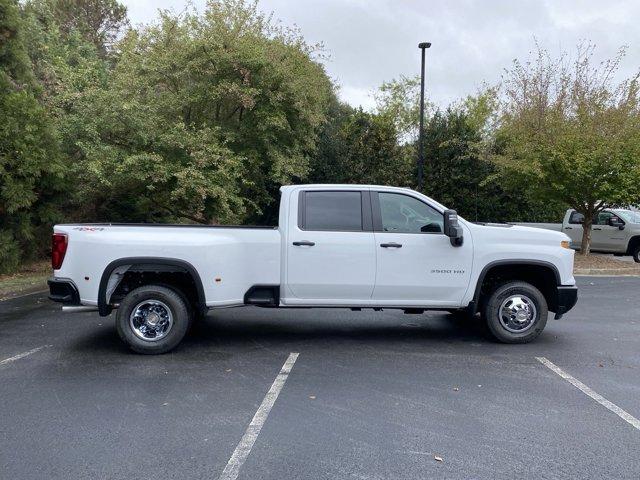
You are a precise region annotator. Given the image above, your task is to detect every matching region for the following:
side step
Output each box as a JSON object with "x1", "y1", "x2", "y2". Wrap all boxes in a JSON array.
[
  {"x1": 403, "y1": 308, "x2": 424, "y2": 314},
  {"x1": 244, "y1": 285, "x2": 280, "y2": 307}
]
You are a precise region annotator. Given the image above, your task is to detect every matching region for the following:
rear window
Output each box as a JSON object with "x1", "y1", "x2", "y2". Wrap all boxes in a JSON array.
[{"x1": 301, "y1": 191, "x2": 363, "y2": 231}]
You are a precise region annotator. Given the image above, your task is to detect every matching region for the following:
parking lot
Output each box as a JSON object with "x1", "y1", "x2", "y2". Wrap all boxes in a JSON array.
[{"x1": 1, "y1": 276, "x2": 639, "y2": 479}]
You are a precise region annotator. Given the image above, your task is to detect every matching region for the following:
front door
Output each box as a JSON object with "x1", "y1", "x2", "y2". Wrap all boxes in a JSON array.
[
  {"x1": 285, "y1": 190, "x2": 376, "y2": 302},
  {"x1": 563, "y1": 211, "x2": 584, "y2": 249},
  {"x1": 371, "y1": 191, "x2": 473, "y2": 306},
  {"x1": 591, "y1": 211, "x2": 625, "y2": 251}
]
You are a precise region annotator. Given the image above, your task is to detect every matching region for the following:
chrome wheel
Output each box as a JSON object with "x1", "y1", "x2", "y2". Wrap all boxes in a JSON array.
[
  {"x1": 499, "y1": 295, "x2": 537, "y2": 333},
  {"x1": 129, "y1": 300, "x2": 174, "y2": 342}
]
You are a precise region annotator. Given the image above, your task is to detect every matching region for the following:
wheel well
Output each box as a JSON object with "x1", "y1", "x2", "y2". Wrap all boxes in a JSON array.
[
  {"x1": 626, "y1": 236, "x2": 640, "y2": 255},
  {"x1": 98, "y1": 258, "x2": 205, "y2": 316},
  {"x1": 475, "y1": 263, "x2": 559, "y2": 313}
]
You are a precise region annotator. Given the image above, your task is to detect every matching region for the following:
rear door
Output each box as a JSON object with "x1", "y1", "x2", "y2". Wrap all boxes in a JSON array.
[
  {"x1": 285, "y1": 190, "x2": 376, "y2": 301},
  {"x1": 370, "y1": 191, "x2": 473, "y2": 306}
]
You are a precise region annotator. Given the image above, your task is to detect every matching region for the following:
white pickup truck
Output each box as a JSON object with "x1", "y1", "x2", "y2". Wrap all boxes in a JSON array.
[
  {"x1": 515, "y1": 208, "x2": 640, "y2": 261},
  {"x1": 49, "y1": 184, "x2": 578, "y2": 354}
]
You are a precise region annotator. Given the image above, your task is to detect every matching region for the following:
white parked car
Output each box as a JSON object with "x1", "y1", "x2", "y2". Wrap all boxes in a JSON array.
[{"x1": 49, "y1": 185, "x2": 578, "y2": 354}]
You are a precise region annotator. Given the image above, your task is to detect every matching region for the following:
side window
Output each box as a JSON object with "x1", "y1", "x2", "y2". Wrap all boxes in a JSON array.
[
  {"x1": 378, "y1": 192, "x2": 443, "y2": 233},
  {"x1": 594, "y1": 211, "x2": 614, "y2": 226},
  {"x1": 569, "y1": 212, "x2": 584, "y2": 224},
  {"x1": 301, "y1": 191, "x2": 363, "y2": 231}
]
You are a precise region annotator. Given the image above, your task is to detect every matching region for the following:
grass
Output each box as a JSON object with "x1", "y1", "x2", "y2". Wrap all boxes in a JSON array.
[{"x1": 0, "y1": 261, "x2": 50, "y2": 300}]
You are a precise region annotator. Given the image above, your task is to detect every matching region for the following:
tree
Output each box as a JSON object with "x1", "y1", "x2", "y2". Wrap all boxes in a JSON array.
[
  {"x1": 425, "y1": 102, "x2": 566, "y2": 223},
  {"x1": 309, "y1": 99, "x2": 412, "y2": 187},
  {"x1": 47, "y1": 0, "x2": 128, "y2": 57},
  {"x1": 66, "y1": 0, "x2": 334, "y2": 225},
  {"x1": 0, "y1": 0, "x2": 64, "y2": 272},
  {"x1": 374, "y1": 75, "x2": 425, "y2": 144},
  {"x1": 494, "y1": 43, "x2": 640, "y2": 254}
]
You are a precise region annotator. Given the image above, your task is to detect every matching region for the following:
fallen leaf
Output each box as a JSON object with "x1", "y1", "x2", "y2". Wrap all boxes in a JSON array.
[
  {"x1": 453, "y1": 387, "x2": 459, "y2": 392},
  {"x1": 309, "y1": 395, "x2": 316, "y2": 400},
  {"x1": 434, "y1": 455, "x2": 443, "y2": 462}
]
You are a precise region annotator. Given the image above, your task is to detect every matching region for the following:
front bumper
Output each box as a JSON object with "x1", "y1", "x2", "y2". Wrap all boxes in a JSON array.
[
  {"x1": 48, "y1": 278, "x2": 80, "y2": 305},
  {"x1": 554, "y1": 285, "x2": 578, "y2": 318}
]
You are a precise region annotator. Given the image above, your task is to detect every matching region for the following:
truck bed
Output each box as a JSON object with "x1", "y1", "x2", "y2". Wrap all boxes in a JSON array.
[
  {"x1": 55, "y1": 223, "x2": 277, "y2": 229},
  {"x1": 53, "y1": 224, "x2": 282, "y2": 308}
]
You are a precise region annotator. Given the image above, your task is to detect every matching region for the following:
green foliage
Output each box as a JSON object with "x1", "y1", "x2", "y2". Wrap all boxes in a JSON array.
[
  {"x1": 68, "y1": 0, "x2": 333, "y2": 224},
  {"x1": 309, "y1": 100, "x2": 412, "y2": 187},
  {"x1": 0, "y1": 0, "x2": 64, "y2": 272},
  {"x1": 424, "y1": 100, "x2": 565, "y2": 223},
  {"x1": 375, "y1": 75, "x2": 425, "y2": 143},
  {"x1": 494, "y1": 43, "x2": 640, "y2": 253},
  {"x1": 49, "y1": 0, "x2": 128, "y2": 56}
]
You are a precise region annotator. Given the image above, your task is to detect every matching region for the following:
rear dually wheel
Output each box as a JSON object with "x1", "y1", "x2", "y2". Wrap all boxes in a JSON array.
[{"x1": 116, "y1": 285, "x2": 191, "y2": 354}]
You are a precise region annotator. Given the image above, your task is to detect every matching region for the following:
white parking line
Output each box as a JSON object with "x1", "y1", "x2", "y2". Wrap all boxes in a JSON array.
[
  {"x1": 0, "y1": 345, "x2": 50, "y2": 366},
  {"x1": 218, "y1": 352, "x2": 299, "y2": 480},
  {"x1": 536, "y1": 356, "x2": 640, "y2": 431}
]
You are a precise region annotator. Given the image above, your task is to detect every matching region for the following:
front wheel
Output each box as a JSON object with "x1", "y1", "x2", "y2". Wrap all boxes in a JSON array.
[
  {"x1": 116, "y1": 285, "x2": 191, "y2": 354},
  {"x1": 483, "y1": 281, "x2": 548, "y2": 344}
]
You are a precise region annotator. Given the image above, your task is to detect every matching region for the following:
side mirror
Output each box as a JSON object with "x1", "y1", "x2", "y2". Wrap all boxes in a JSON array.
[
  {"x1": 608, "y1": 217, "x2": 625, "y2": 230},
  {"x1": 443, "y1": 209, "x2": 464, "y2": 247}
]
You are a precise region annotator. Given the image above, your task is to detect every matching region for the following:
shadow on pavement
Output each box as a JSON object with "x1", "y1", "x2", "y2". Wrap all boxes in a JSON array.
[{"x1": 64, "y1": 308, "x2": 568, "y2": 356}]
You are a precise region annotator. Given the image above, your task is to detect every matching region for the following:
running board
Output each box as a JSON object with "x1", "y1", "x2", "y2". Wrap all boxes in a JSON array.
[{"x1": 62, "y1": 306, "x2": 99, "y2": 313}]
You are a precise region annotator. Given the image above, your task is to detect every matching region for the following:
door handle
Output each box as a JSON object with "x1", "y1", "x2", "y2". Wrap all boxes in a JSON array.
[
  {"x1": 593, "y1": 227, "x2": 602, "y2": 231},
  {"x1": 293, "y1": 240, "x2": 315, "y2": 246},
  {"x1": 380, "y1": 242, "x2": 402, "y2": 248},
  {"x1": 564, "y1": 226, "x2": 572, "y2": 230}
]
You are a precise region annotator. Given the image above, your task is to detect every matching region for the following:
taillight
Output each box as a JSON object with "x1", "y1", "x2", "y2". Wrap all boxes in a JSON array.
[{"x1": 52, "y1": 233, "x2": 68, "y2": 270}]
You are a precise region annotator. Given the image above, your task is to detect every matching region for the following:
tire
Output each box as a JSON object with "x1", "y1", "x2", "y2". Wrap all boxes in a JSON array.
[
  {"x1": 482, "y1": 281, "x2": 548, "y2": 344},
  {"x1": 116, "y1": 285, "x2": 191, "y2": 354},
  {"x1": 632, "y1": 244, "x2": 640, "y2": 263}
]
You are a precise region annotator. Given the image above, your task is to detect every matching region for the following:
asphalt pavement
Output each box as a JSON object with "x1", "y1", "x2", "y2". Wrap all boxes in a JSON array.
[{"x1": 1, "y1": 276, "x2": 639, "y2": 480}]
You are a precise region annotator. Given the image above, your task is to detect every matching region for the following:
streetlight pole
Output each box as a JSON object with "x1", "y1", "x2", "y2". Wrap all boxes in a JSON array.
[{"x1": 417, "y1": 41, "x2": 431, "y2": 192}]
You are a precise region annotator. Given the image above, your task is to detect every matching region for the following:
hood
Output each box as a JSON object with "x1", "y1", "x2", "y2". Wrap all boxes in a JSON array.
[{"x1": 468, "y1": 221, "x2": 570, "y2": 245}]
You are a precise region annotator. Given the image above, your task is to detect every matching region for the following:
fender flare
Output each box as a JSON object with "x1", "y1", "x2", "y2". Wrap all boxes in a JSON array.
[
  {"x1": 97, "y1": 257, "x2": 206, "y2": 316},
  {"x1": 470, "y1": 259, "x2": 561, "y2": 313}
]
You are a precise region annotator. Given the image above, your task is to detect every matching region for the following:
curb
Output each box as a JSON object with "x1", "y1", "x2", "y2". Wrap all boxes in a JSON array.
[{"x1": 574, "y1": 268, "x2": 640, "y2": 276}]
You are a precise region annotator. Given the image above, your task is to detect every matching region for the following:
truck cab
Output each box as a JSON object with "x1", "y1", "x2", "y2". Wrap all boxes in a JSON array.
[{"x1": 281, "y1": 186, "x2": 471, "y2": 308}]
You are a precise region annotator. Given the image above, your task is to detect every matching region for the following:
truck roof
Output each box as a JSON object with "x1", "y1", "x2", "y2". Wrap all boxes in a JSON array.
[
  {"x1": 280, "y1": 184, "x2": 448, "y2": 211},
  {"x1": 280, "y1": 184, "x2": 416, "y2": 193}
]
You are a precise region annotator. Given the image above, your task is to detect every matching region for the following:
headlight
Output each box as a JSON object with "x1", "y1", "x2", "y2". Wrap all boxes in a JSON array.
[{"x1": 561, "y1": 240, "x2": 571, "y2": 249}]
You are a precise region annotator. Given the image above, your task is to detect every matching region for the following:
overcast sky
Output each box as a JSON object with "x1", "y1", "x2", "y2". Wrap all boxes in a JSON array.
[{"x1": 121, "y1": 0, "x2": 640, "y2": 110}]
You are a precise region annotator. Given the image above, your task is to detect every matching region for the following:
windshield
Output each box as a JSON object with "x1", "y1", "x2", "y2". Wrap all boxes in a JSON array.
[{"x1": 615, "y1": 210, "x2": 640, "y2": 224}]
